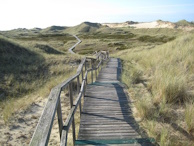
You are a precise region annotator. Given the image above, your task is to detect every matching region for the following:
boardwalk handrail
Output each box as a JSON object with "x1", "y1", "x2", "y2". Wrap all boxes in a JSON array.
[{"x1": 30, "y1": 50, "x2": 109, "y2": 146}]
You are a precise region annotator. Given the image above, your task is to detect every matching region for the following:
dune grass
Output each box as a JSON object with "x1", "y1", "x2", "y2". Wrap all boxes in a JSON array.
[
  {"x1": 0, "y1": 35, "x2": 82, "y2": 123},
  {"x1": 113, "y1": 32, "x2": 194, "y2": 145},
  {"x1": 185, "y1": 102, "x2": 194, "y2": 133}
]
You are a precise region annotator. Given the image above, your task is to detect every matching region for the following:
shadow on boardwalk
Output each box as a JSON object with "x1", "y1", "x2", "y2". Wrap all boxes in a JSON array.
[
  {"x1": 114, "y1": 83, "x2": 155, "y2": 146},
  {"x1": 77, "y1": 58, "x2": 156, "y2": 145}
]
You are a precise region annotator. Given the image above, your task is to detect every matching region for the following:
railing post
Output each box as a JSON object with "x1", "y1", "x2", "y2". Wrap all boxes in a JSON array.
[
  {"x1": 84, "y1": 79, "x2": 86, "y2": 97},
  {"x1": 69, "y1": 83, "x2": 76, "y2": 145},
  {"x1": 81, "y1": 67, "x2": 83, "y2": 81},
  {"x1": 57, "y1": 97, "x2": 63, "y2": 139},
  {"x1": 60, "y1": 130, "x2": 68, "y2": 146},
  {"x1": 85, "y1": 61, "x2": 87, "y2": 73},
  {"x1": 95, "y1": 68, "x2": 97, "y2": 81},
  {"x1": 102, "y1": 59, "x2": 104, "y2": 69},
  {"x1": 77, "y1": 76, "x2": 82, "y2": 117},
  {"x1": 77, "y1": 76, "x2": 80, "y2": 94},
  {"x1": 86, "y1": 71, "x2": 88, "y2": 85},
  {"x1": 91, "y1": 59, "x2": 93, "y2": 84}
]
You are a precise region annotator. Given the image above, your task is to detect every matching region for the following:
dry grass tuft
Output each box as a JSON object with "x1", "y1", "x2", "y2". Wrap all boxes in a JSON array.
[
  {"x1": 185, "y1": 102, "x2": 194, "y2": 134},
  {"x1": 135, "y1": 98, "x2": 154, "y2": 119}
]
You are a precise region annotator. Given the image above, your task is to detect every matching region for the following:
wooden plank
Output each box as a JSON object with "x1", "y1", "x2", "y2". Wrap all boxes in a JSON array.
[
  {"x1": 78, "y1": 128, "x2": 138, "y2": 133},
  {"x1": 78, "y1": 130, "x2": 138, "y2": 134},
  {"x1": 79, "y1": 122, "x2": 136, "y2": 126},
  {"x1": 82, "y1": 108, "x2": 131, "y2": 111},
  {"x1": 78, "y1": 135, "x2": 140, "y2": 140},
  {"x1": 83, "y1": 101, "x2": 130, "y2": 104},
  {"x1": 79, "y1": 128, "x2": 138, "y2": 132},
  {"x1": 75, "y1": 144, "x2": 142, "y2": 146},
  {"x1": 77, "y1": 58, "x2": 86, "y2": 73},
  {"x1": 60, "y1": 73, "x2": 79, "y2": 90},
  {"x1": 60, "y1": 129, "x2": 68, "y2": 146},
  {"x1": 81, "y1": 111, "x2": 132, "y2": 115},
  {"x1": 82, "y1": 109, "x2": 132, "y2": 112},
  {"x1": 79, "y1": 123, "x2": 137, "y2": 128},
  {"x1": 75, "y1": 138, "x2": 155, "y2": 145}
]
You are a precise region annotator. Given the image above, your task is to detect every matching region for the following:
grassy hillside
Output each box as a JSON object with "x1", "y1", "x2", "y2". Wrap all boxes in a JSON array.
[
  {"x1": 0, "y1": 35, "x2": 81, "y2": 122},
  {"x1": 41, "y1": 26, "x2": 68, "y2": 34},
  {"x1": 176, "y1": 20, "x2": 194, "y2": 27},
  {"x1": 0, "y1": 36, "x2": 45, "y2": 98},
  {"x1": 113, "y1": 32, "x2": 194, "y2": 145},
  {"x1": 74, "y1": 28, "x2": 180, "y2": 55},
  {"x1": 63, "y1": 22, "x2": 103, "y2": 34}
]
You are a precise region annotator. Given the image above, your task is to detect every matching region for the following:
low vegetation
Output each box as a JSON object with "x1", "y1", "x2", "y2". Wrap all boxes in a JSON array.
[
  {"x1": 113, "y1": 32, "x2": 194, "y2": 145},
  {"x1": 0, "y1": 35, "x2": 81, "y2": 123},
  {"x1": 176, "y1": 19, "x2": 194, "y2": 27},
  {"x1": 74, "y1": 28, "x2": 181, "y2": 55}
]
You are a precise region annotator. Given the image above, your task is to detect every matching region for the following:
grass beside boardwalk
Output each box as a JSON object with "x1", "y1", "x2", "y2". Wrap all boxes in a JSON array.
[{"x1": 112, "y1": 32, "x2": 194, "y2": 145}]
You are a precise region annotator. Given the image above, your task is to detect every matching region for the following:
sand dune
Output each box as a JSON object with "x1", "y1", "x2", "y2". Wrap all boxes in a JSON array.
[
  {"x1": 103, "y1": 20, "x2": 194, "y2": 31},
  {"x1": 102, "y1": 21, "x2": 176, "y2": 29}
]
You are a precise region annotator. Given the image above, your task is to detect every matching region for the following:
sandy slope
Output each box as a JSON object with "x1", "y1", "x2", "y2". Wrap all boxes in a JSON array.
[
  {"x1": 0, "y1": 97, "x2": 47, "y2": 145},
  {"x1": 129, "y1": 21, "x2": 175, "y2": 28},
  {"x1": 103, "y1": 21, "x2": 175, "y2": 29},
  {"x1": 0, "y1": 92, "x2": 79, "y2": 146}
]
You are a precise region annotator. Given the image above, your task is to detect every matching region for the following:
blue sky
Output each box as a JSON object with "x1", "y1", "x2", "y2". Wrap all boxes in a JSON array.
[{"x1": 0, "y1": 0, "x2": 194, "y2": 30}]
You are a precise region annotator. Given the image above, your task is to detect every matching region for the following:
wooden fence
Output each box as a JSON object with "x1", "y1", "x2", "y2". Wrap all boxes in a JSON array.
[{"x1": 30, "y1": 51, "x2": 109, "y2": 146}]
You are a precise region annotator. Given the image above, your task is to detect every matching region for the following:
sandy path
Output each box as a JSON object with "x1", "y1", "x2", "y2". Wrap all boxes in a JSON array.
[{"x1": 0, "y1": 97, "x2": 47, "y2": 145}]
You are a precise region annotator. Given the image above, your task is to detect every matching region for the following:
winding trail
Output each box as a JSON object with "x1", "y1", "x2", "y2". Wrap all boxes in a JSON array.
[{"x1": 68, "y1": 35, "x2": 82, "y2": 54}]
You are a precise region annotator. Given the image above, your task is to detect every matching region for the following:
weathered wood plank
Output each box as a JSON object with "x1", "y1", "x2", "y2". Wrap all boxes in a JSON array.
[
  {"x1": 77, "y1": 58, "x2": 86, "y2": 73},
  {"x1": 60, "y1": 129, "x2": 68, "y2": 146},
  {"x1": 78, "y1": 135, "x2": 141, "y2": 140}
]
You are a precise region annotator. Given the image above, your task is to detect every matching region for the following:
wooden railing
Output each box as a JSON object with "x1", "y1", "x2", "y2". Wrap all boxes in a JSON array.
[{"x1": 30, "y1": 51, "x2": 109, "y2": 146}]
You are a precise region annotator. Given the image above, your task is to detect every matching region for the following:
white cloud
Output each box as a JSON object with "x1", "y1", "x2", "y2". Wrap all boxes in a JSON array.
[{"x1": 0, "y1": 0, "x2": 193, "y2": 30}]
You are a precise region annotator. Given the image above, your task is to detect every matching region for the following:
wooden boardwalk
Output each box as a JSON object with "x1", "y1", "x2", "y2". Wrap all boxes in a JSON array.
[{"x1": 76, "y1": 58, "x2": 154, "y2": 146}]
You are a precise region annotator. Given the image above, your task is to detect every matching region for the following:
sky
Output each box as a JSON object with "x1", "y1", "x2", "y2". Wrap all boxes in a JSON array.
[{"x1": 0, "y1": 0, "x2": 194, "y2": 30}]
